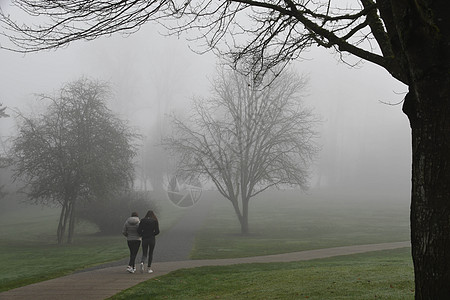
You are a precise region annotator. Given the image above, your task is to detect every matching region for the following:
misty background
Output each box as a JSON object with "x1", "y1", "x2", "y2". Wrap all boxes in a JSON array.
[{"x1": 0, "y1": 17, "x2": 411, "y2": 207}]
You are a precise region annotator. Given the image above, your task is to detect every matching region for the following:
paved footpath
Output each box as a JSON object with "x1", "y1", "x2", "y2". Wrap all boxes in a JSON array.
[
  {"x1": 77, "y1": 197, "x2": 215, "y2": 273},
  {"x1": 0, "y1": 241, "x2": 410, "y2": 300},
  {"x1": 0, "y1": 199, "x2": 410, "y2": 300}
]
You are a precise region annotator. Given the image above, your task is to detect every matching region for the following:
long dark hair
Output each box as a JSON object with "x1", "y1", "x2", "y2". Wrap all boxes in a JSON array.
[{"x1": 144, "y1": 210, "x2": 157, "y2": 221}]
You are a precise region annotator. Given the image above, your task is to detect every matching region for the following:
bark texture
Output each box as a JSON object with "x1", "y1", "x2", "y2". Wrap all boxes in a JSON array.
[{"x1": 394, "y1": 1, "x2": 450, "y2": 298}]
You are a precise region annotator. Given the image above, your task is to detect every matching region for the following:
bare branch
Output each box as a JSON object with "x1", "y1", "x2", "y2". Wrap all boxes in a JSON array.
[{"x1": 1, "y1": 0, "x2": 407, "y2": 83}]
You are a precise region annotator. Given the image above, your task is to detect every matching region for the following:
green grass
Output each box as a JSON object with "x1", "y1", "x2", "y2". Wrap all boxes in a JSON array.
[
  {"x1": 0, "y1": 236, "x2": 126, "y2": 291},
  {"x1": 0, "y1": 207, "x2": 123, "y2": 291},
  {"x1": 0, "y1": 199, "x2": 186, "y2": 292},
  {"x1": 111, "y1": 248, "x2": 414, "y2": 300},
  {"x1": 192, "y1": 189, "x2": 410, "y2": 259},
  {"x1": 1, "y1": 188, "x2": 411, "y2": 297}
]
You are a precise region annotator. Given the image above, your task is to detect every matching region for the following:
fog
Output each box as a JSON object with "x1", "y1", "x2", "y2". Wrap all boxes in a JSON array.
[{"x1": 0, "y1": 14, "x2": 411, "y2": 210}]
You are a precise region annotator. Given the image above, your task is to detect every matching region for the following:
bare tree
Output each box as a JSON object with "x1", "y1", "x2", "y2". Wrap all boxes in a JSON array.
[
  {"x1": 165, "y1": 68, "x2": 318, "y2": 234},
  {"x1": 1, "y1": 0, "x2": 449, "y2": 298},
  {"x1": 10, "y1": 78, "x2": 138, "y2": 244}
]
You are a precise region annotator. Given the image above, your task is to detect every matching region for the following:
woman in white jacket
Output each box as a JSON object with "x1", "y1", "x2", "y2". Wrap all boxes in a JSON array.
[{"x1": 122, "y1": 212, "x2": 141, "y2": 273}]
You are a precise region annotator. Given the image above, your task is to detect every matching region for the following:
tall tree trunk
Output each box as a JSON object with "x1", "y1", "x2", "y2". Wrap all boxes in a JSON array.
[
  {"x1": 392, "y1": 1, "x2": 450, "y2": 298},
  {"x1": 405, "y1": 85, "x2": 450, "y2": 299},
  {"x1": 229, "y1": 196, "x2": 248, "y2": 234},
  {"x1": 409, "y1": 96, "x2": 450, "y2": 298},
  {"x1": 403, "y1": 62, "x2": 450, "y2": 299},
  {"x1": 57, "y1": 200, "x2": 68, "y2": 244},
  {"x1": 67, "y1": 199, "x2": 77, "y2": 244},
  {"x1": 57, "y1": 197, "x2": 72, "y2": 244},
  {"x1": 240, "y1": 198, "x2": 249, "y2": 234}
]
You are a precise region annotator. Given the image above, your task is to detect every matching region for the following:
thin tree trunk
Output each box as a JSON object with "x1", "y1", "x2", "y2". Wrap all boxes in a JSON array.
[
  {"x1": 57, "y1": 200, "x2": 68, "y2": 244},
  {"x1": 62, "y1": 200, "x2": 71, "y2": 241},
  {"x1": 57, "y1": 197, "x2": 72, "y2": 244},
  {"x1": 60, "y1": 195, "x2": 74, "y2": 244},
  {"x1": 67, "y1": 199, "x2": 77, "y2": 244}
]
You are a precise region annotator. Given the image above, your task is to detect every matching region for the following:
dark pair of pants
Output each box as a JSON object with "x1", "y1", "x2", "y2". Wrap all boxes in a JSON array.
[
  {"x1": 127, "y1": 240, "x2": 141, "y2": 268},
  {"x1": 141, "y1": 237, "x2": 156, "y2": 267}
]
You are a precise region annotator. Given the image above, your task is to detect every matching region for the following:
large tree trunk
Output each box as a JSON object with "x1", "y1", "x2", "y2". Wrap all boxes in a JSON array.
[
  {"x1": 392, "y1": 1, "x2": 450, "y2": 298},
  {"x1": 405, "y1": 87, "x2": 450, "y2": 299},
  {"x1": 402, "y1": 57, "x2": 450, "y2": 300}
]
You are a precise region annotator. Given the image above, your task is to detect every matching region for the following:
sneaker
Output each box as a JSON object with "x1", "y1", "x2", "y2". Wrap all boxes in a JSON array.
[
  {"x1": 148, "y1": 269, "x2": 153, "y2": 274},
  {"x1": 140, "y1": 262, "x2": 144, "y2": 273},
  {"x1": 126, "y1": 266, "x2": 134, "y2": 273}
]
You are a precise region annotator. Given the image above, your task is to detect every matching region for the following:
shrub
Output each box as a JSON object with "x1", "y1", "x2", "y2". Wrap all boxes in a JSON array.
[{"x1": 77, "y1": 190, "x2": 158, "y2": 235}]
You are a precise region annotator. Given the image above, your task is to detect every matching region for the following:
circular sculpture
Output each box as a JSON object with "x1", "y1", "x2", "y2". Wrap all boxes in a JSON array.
[{"x1": 166, "y1": 176, "x2": 203, "y2": 208}]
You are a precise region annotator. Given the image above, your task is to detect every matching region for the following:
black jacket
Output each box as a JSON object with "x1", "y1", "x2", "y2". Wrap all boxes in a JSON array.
[{"x1": 137, "y1": 217, "x2": 160, "y2": 239}]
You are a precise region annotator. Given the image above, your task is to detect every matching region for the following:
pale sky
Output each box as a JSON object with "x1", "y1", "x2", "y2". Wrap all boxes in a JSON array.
[{"x1": 0, "y1": 3, "x2": 410, "y2": 198}]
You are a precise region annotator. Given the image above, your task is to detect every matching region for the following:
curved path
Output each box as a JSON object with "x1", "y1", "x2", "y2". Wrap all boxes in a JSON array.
[
  {"x1": 77, "y1": 197, "x2": 214, "y2": 273},
  {"x1": 0, "y1": 199, "x2": 410, "y2": 300}
]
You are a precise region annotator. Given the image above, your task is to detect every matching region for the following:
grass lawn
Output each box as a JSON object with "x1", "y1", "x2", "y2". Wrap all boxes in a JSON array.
[
  {"x1": 0, "y1": 207, "x2": 122, "y2": 291},
  {"x1": 1, "y1": 188, "x2": 411, "y2": 297},
  {"x1": 111, "y1": 247, "x2": 414, "y2": 300},
  {"x1": 192, "y1": 189, "x2": 410, "y2": 259}
]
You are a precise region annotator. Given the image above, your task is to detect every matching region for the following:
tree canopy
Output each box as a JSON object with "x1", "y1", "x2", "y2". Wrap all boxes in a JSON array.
[{"x1": 11, "y1": 78, "x2": 138, "y2": 243}]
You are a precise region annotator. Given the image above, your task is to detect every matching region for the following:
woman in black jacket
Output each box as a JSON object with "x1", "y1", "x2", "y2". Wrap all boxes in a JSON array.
[{"x1": 137, "y1": 210, "x2": 160, "y2": 273}]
